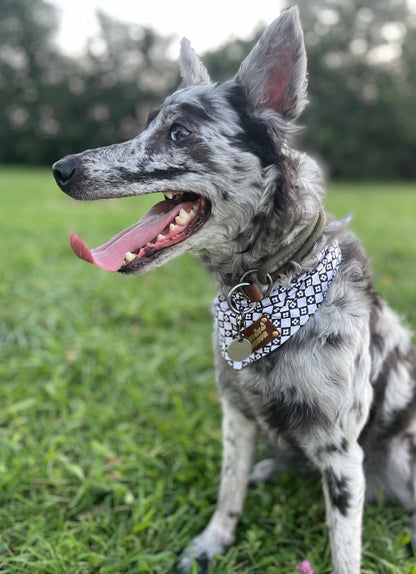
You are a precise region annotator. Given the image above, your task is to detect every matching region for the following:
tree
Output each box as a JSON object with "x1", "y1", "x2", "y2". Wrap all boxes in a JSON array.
[
  {"x1": 65, "y1": 11, "x2": 177, "y2": 151},
  {"x1": 0, "y1": 1, "x2": 177, "y2": 165},
  {"x1": 283, "y1": 0, "x2": 416, "y2": 178},
  {"x1": 1, "y1": 0, "x2": 415, "y2": 177},
  {"x1": 0, "y1": 0, "x2": 69, "y2": 163},
  {"x1": 202, "y1": 29, "x2": 263, "y2": 81}
]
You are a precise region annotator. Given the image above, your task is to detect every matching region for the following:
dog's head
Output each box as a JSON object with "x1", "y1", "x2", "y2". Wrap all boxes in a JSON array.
[{"x1": 53, "y1": 7, "x2": 320, "y2": 278}]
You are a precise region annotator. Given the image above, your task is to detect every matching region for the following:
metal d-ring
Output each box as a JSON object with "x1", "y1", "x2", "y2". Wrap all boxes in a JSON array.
[
  {"x1": 239, "y1": 269, "x2": 274, "y2": 299},
  {"x1": 226, "y1": 282, "x2": 256, "y2": 315}
]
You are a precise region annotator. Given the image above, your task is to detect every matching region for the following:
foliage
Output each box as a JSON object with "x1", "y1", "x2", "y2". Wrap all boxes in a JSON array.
[
  {"x1": 288, "y1": 0, "x2": 416, "y2": 179},
  {"x1": 0, "y1": 0, "x2": 177, "y2": 165},
  {"x1": 0, "y1": 0, "x2": 69, "y2": 164},
  {"x1": 1, "y1": 0, "x2": 416, "y2": 178},
  {"x1": 0, "y1": 168, "x2": 416, "y2": 572}
]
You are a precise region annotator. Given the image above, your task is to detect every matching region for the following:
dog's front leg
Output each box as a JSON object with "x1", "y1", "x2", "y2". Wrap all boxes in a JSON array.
[
  {"x1": 317, "y1": 442, "x2": 365, "y2": 574},
  {"x1": 177, "y1": 398, "x2": 257, "y2": 573}
]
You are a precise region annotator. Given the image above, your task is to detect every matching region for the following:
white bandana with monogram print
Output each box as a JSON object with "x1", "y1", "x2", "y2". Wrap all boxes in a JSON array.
[{"x1": 213, "y1": 241, "x2": 342, "y2": 370}]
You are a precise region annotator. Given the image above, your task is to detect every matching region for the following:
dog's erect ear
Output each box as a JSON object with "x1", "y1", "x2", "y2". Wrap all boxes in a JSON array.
[
  {"x1": 236, "y1": 6, "x2": 307, "y2": 119},
  {"x1": 179, "y1": 38, "x2": 211, "y2": 86}
]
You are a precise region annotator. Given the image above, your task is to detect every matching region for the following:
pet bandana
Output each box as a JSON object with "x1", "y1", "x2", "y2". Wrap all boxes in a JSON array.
[{"x1": 213, "y1": 241, "x2": 342, "y2": 370}]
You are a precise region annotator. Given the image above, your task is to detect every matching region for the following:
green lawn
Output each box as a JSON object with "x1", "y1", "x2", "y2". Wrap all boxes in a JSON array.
[{"x1": 1, "y1": 167, "x2": 415, "y2": 573}]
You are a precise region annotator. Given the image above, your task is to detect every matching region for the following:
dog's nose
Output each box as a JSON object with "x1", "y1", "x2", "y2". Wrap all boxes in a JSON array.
[{"x1": 52, "y1": 157, "x2": 76, "y2": 189}]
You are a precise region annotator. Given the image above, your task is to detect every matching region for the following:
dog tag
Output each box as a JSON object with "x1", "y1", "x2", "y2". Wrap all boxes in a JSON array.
[
  {"x1": 243, "y1": 316, "x2": 280, "y2": 353},
  {"x1": 227, "y1": 337, "x2": 253, "y2": 362}
]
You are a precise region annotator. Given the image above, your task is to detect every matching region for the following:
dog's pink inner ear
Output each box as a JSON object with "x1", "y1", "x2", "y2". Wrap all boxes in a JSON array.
[
  {"x1": 236, "y1": 8, "x2": 307, "y2": 120},
  {"x1": 265, "y1": 52, "x2": 297, "y2": 115}
]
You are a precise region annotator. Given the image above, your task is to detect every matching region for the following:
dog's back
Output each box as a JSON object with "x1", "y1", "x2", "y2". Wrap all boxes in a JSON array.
[{"x1": 363, "y1": 284, "x2": 416, "y2": 516}]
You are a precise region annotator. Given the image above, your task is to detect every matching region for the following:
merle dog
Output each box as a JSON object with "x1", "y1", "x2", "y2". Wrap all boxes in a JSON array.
[{"x1": 52, "y1": 7, "x2": 416, "y2": 573}]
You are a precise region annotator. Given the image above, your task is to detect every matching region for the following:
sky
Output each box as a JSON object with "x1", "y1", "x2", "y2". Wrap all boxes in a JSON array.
[{"x1": 50, "y1": 0, "x2": 284, "y2": 57}]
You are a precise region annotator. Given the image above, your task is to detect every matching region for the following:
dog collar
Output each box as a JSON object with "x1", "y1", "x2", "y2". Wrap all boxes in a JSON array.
[
  {"x1": 224, "y1": 211, "x2": 327, "y2": 288},
  {"x1": 259, "y1": 210, "x2": 327, "y2": 283},
  {"x1": 213, "y1": 241, "x2": 342, "y2": 370}
]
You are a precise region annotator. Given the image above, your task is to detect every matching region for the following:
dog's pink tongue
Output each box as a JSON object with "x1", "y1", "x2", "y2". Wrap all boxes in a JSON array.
[{"x1": 70, "y1": 201, "x2": 180, "y2": 271}]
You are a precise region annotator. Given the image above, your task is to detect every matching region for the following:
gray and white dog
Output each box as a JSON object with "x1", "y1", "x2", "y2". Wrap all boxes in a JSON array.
[{"x1": 52, "y1": 7, "x2": 416, "y2": 573}]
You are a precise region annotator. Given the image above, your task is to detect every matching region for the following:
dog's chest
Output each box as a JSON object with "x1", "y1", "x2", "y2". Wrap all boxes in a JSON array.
[
  {"x1": 215, "y1": 305, "x2": 360, "y2": 439},
  {"x1": 237, "y1": 345, "x2": 337, "y2": 435}
]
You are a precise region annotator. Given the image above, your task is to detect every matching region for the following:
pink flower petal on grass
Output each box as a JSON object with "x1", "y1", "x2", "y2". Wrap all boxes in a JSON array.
[{"x1": 296, "y1": 560, "x2": 314, "y2": 574}]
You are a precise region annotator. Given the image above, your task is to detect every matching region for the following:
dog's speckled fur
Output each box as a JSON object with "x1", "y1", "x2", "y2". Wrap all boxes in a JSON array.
[{"x1": 52, "y1": 8, "x2": 416, "y2": 573}]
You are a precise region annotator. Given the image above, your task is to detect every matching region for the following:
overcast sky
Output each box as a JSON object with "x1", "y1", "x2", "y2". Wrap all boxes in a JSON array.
[{"x1": 50, "y1": 0, "x2": 284, "y2": 57}]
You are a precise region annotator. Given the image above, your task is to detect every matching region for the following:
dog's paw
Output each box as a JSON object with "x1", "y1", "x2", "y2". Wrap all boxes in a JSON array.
[
  {"x1": 176, "y1": 550, "x2": 210, "y2": 574},
  {"x1": 249, "y1": 458, "x2": 278, "y2": 485},
  {"x1": 176, "y1": 524, "x2": 233, "y2": 573}
]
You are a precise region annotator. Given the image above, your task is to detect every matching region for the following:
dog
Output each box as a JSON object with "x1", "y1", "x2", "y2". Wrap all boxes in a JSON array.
[{"x1": 52, "y1": 7, "x2": 416, "y2": 573}]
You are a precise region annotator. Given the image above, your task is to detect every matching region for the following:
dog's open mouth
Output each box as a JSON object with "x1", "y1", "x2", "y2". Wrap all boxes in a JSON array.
[{"x1": 70, "y1": 192, "x2": 211, "y2": 272}]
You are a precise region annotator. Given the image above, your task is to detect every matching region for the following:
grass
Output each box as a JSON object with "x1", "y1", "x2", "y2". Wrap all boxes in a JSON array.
[{"x1": 0, "y1": 167, "x2": 415, "y2": 573}]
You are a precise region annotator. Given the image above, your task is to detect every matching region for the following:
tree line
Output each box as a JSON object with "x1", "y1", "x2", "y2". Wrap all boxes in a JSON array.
[{"x1": 1, "y1": 0, "x2": 416, "y2": 179}]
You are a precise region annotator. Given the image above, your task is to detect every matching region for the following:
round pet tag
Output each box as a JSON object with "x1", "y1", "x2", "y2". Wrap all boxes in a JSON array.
[{"x1": 227, "y1": 337, "x2": 253, "y2": 362}]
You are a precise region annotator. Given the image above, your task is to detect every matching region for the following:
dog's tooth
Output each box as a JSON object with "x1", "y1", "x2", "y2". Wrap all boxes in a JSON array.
[
  {"x1": 175, "y1": 208, "x2": 192, "y2": 225},
  {"x1": 164, "y1": 191, "x2": 185, "y2": 200},
  {"x1": 190, "y1": 199, "x2": 200, "y2": 214},
  {"x1": 124, "y1": 251, "x2": 136, "y2": 262},
  {"x1": 169, "y1": 223, "x2": 177, "y2": 232},
  {"x1": 156, "y1": 233, "x2": 165, "y2": 242}
]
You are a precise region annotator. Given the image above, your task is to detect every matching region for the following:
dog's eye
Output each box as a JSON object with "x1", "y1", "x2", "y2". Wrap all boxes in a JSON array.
[{"x1": 169, "y1": 123, "x2": 191, "y2": 143}]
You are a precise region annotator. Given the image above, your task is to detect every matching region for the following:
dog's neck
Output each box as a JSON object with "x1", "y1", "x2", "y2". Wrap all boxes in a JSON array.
[
  {"x1": 253, "y1": 210, "x2": 327, "y2": 284},
  {"x1": 202, "y1": 209, "x2": 327, "y2": 297}
]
